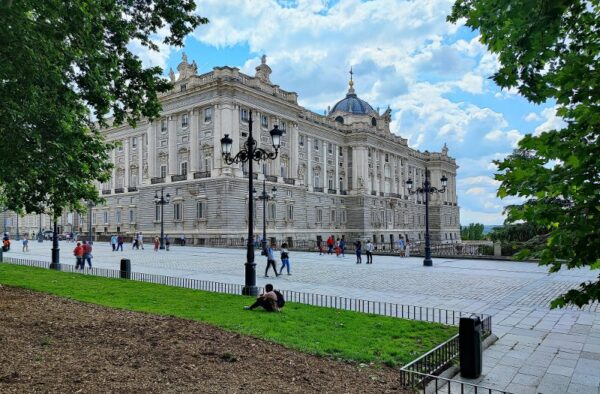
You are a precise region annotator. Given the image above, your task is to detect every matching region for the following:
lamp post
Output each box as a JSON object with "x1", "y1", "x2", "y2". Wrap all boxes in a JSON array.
[
  {"x1": 254, "y1": 179, "x2": 277, "y2": 253},
  {"x1": 37, "y1": 214, "x2": 43, "y2": 242},
  {"x1": 50, "y1": 217, "x2": 60, "y2": 269},
  {"x1": 15, "y1": 213, "x2": 20, "y2": 241},
  {"x1": 87, "y1": 201, "x2": 95, "y2": 244},
  {"x1": 406, "y1": 170, "x2": 448, "y2": 267},
  {"x1": 154, "y1": 187, "x2": 171, "y2": 250},
  {"x1": 220, "y1": 110, "x2": 283, "y2": 296}
]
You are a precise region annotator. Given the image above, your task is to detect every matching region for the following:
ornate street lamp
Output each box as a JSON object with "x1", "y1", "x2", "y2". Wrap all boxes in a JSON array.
[
  {"x1": 37, "y1": 213, "x2": 43, "y2": 242},
  {"x1": 220, "y1": 110, "x2": 283, "y2": 296},
  {"x1": 154, "y1": 187, "x2": 171, "y2": 250},
  {"x1": 87, "y1": 201, "x2": 95, "y2": 244},
  {"x1": 50, "y1": 217, "x2": 60, "y2": 270},
  {"x1": 406, "y1": 170, "x2": 448, "y2": 267},
  {"x1": 254, "y1": 180, "x2": 277, "y2": 253}
]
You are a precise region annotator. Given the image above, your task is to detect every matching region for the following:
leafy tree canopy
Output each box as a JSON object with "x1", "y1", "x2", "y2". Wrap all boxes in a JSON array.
[
  {"x1": 0, "y1": 0, "x2": 207, "y2": 217},
  {"x1": 460, "y1": 223, "x2": 485, "y2": 240},
  {"x1": 449, "y1": 1, "x2": 600, "y2": 307}
]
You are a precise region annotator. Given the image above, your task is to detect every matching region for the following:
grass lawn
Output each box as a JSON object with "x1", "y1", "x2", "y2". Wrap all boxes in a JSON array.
[{"x1": 0, "y1": 264, "x2": 456, "y2": 367}]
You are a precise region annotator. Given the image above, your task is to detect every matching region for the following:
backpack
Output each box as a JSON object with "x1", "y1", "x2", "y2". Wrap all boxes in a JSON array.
[{"x1": 274, "y1": 290, "x2": 285, "y2": 308}]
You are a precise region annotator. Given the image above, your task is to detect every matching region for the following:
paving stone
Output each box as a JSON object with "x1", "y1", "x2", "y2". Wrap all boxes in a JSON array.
[
  {"x1": 511, "y1": 373, "x2": 541, "y2": 386},
  {"x1": 567, "y1": 383, "x2": 599, "y2": 394},
  {"x1": 571, "y1": 373, "x2": 600, "y2": 387},
  {"x1": 546, "y1": 364, "x2": 574, "y2": 377}
]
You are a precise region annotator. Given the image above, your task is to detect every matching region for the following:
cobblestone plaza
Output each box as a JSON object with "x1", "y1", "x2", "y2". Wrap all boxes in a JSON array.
[{"x1": 8, "y1": 242, "x2": 600, "y2": 393}]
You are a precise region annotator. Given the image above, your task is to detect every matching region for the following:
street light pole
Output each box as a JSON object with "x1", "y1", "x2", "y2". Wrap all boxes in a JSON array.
[
  {"x1": 254, "y1": 179, "x2": 277, "y2": 253},
  {"x1": 50, "y1": 217, "x2": 60, "y2": 270},
  {"x1": 406, "y1": 169, "x2": 448, "y2": 267},
  {"x1": 220, "y1": 110, "x2": 283, "y2": 296},
  {"x1": 154, "y1": 187, "x2": 170, "y2": 250},
  {"x1": 37, "y1": 214, "x2": 43, "y2": 242},
  {"x1": 87, "y1": 201, "x2": 95, "y2": 244}
]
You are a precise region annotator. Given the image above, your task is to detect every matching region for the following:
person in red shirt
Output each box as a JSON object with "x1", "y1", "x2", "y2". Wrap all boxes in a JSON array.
[
  {"x1": 82, "y1": 241, "x2": 93, "y2": 269},
  {"x1": 73, "y1": 242, "x2": 84, "y2": 270}
]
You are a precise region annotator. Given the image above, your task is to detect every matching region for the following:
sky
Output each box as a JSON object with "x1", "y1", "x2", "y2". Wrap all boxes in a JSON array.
[{"x1": 131, "y1": 0, "x2": 565, "y2": 225}]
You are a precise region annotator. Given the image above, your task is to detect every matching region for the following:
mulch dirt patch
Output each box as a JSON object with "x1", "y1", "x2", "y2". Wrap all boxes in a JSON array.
[{"x1": 0, "y1": 285, "x2": 406, "y2": 393}]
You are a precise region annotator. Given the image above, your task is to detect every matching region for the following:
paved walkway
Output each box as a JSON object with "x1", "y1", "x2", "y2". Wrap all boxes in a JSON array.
[{"x1": 7, "y1": 241, "x2": 600, "y2": 393}]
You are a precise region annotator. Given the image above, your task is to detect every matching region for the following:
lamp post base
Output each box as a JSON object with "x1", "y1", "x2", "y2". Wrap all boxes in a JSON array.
[
  {"x1": 243, "y1": 261, "x2": 259, "y2": 297},
  {"x1": 423, "y1": 258, "x2": 433, "y2": 267},
  {"x1": 242, "y1": 285, "x2": 259, "y2": 297}
]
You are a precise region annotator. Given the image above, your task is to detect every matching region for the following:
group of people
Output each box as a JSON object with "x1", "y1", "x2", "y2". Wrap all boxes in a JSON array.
[
  {"x1": 72, "y1": 241, "x2": 93, "y2": 269},
  {"x1": 263, "y1": 242, "x2": 292, "y2": 277},
  {"x1": 318, "y1": 235, "x2": 347, "y2": 257}
]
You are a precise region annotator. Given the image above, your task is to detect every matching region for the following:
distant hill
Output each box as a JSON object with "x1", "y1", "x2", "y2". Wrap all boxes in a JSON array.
[{"x1": 483, "y1": 225, "x2": 502, "y2": 234}]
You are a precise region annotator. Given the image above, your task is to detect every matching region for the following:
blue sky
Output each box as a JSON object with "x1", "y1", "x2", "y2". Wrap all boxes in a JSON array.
[{"x1": 132, "y1": 0, "x2": 564, "y2": 225}]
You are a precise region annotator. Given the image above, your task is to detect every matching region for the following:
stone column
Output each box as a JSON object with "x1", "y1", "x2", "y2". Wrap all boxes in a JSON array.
[
  {"x1": 290, "y1": 124, "x2": 298, "y2": 180},
  {"x1": 124, "y1": 138, "x2": 130, "y2": 189},
  {"x1": 307, "y1": 137, "x2": 312, "y2": 191},
  {"x1": 335, "y1": 144, "x2": 339, "y2": 193},
  {"x1": 137, "y1": 133, "x2": 143, "y2": 186},
  {"x1": 189, "y1": 108, "x2": 199, "y2": 178},
  {"x1": 148, "y1": 122, "x2": 157, "y2": 179},
  {"x1": 168, "y1": 115, "x2": 177, "y2": 178},
  {"x1": 111, "y1": 148, "x2": 117, "y2": 191}
]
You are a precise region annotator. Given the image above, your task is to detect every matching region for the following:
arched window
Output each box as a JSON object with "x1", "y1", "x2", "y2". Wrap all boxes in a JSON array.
[
  {"x1": 371, "y1": 117, "x2": 377, "y2": 126},
  {"x1": 335, "y1": 116, "x2": 344, "y2": 124}
]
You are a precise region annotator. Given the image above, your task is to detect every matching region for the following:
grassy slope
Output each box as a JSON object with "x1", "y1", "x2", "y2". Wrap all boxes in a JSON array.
[{"x1": 0, "y1": 264, "x2": 456, "y2": 366}]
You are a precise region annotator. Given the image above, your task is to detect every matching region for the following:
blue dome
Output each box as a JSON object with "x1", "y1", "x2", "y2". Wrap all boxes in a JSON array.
[{"x1": 331, "y1": 92, "x2": 376, "y2": 115}]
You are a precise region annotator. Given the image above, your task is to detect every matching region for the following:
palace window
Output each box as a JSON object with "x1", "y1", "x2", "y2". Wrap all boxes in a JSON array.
[
  {"x1": 313, "y1": 171, "x2": 320, "y2": 188},
  {"x1": 330, "y1": 209, "x2": 336, "y2": 223},
  {"x1": 316, "y1": 208, "x2": 322, "y2": 223},
  {"x1": 240, "y1": 108, "x2": 249, "y2": 122},
  {"x1": 280, "y1": 121, "x2": 286, "y2": 131},
  {"x1": 129, "y1": 209, "x2": 135, "y2": 223},
  {"x1": 103, "y1": 211, "x2": 109, "y2": 225},
  {"x1": 204, "y1": 107, "x2": 212, "y2": 123},
  {"x1": 314, "y1": 139, "x2": 319, "y2": 151},
  {"x1": 299, "y1": 135, "x2": 304, "y2": 147},
  {"x1": 115, "y1": 210, "x2": 121, "y2": 224},
  {"x1": 181, "y1": 113, "x2": 189, "y2": 128},
  {"x1": 287, "y1": 205, "x2": 294, "y2": 221},
  {"x1": 173, "y1": 202, "x2": 183, "y2": 221},
  {"x1": 160, "y1": 165, "x2": 167, "y2": 179},
  {"x1": 261, "y1": 115, "x2": 268, "y2": 128},
  {"x1": 180, "y1": 162, "x2": 188, "y2": 176},
  {"x1": 328, "y1": 143, "x2": 333, "y2": 154},
  {"x1": 196, "y1": 200, "x2": 205, "y2": 219},
  {"x1": 180, "y1": 84, "x2": 187, "y2": 92},
  {"x1": 268, "y1": 202, "x2": 276, "y2": 221},
  {"x1": 132, "y1": 137, "x2": 137, "y2": 148},
  {"x1": 161, "y1": 119, "x2": 167, "y2": 133}
]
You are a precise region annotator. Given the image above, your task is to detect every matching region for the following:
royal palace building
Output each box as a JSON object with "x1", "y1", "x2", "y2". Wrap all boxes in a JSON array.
[{"x1": 10, "y1": 54, "x2": 460, "y2": 247}]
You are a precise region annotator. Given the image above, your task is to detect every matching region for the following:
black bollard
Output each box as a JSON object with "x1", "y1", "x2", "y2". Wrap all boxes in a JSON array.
[
  {"x1": 120, "y1": 258, "x2": 131, "y2": 280},
  {"x1": 459, "y1": 316, "x2": 483, "y2": 379}
]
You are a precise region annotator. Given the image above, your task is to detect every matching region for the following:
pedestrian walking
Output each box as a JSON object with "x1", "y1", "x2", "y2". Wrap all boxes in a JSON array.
[
  {"x1": 405, "y1": 241, "x2": 411, "y2": 257},
  {"x1": 354, "y1": 240, "x2": 362, "y2": 264},
  {"x1": 165, "y1": 235, "x2": 170, "y2": 251},
  {"x1": 317, "y1": 238, "x2": 323, "y2": 255},
  {"x1": 180, "y1": 234, "x2": 186, "y2": 246},
  {"x1": 366, "y1": 240, "x2": 374, "y2": 264},
  {"x1": 335, "y1": 238, "x2": 341, "y2": 257},
  {"x1": 73, "y1": 242, "x2": 84, "y2": 269},
  {"x1": 22, "y1": 236, "x2": 29, "y2": 252},
  {"x1": 327, "y1": 235, "x2": 334, "y2": 254},
  {"x1": 137, "y1": 232, "x2": 144, "y2": 250},
  {"x1": 82, "y1": 241, "x2": 93, "y2": 268},
  {"x1": 264, "y1": 244, "x2": 279, "y2": 277},
  {"x1": 116, "y1": 235, "x2": 123, "y2": 251},
  {"x1": 279, "y1": 243, "x2": 291, "y2": 275},
  {"x1": 110, "y1": 234, "x2": 117, "y2": 251},
  {"x1": 340, "y1": 237, "x2": 346, "y2": 257},
  {"x1": 154, "y1": 236, "x2": 160, "y2": 251},
  {"x1": 397, "y1": 236, "x2": 405, "y2": 257}
]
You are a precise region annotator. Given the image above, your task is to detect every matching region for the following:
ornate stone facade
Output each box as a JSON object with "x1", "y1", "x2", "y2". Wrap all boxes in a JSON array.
[{"x1": 14, "y1": 54, "x2": 461, "y2": 246}]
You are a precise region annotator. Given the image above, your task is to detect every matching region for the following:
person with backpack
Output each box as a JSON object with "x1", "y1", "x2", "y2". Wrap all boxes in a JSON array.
[
  {"x1": 244, "y1": 284, "x2": 284, "y2": 312},
  {"x1": 279, "y1": 243, "x2": 291, "y2": 275},
  {"x1": 354, "y1": 240, "x2": 362, "y2": 264},
  {"x1": 365, "y1": 240, "x2": 374, "y2": 264},
  {"x1": 73, "y1": 242, "x2": 84, "y2": 270}
]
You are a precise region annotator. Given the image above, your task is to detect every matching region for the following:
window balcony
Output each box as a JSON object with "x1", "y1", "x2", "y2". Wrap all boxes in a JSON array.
[
  {"x1": 151, "y1": 177, "x2": 165, "y2": 184},
  {"x1": 283, "y1": 178, "x2": 295, "y2": 185},
  {"x1": 314, "y1": 187, "x2": 324, "y2": 193},
  {"x1": 194, "y1": 171, "x2": 211, "y2": 179},
  {"x1": 172, "y1": 174, "x2": 187, "y2": 182},
  {"x1": 265, "y1": 175, "x2": 278, "y2": 182},
  {"x1": 327, "y1": 189, "x2": 337, "y2": 195},
  {"x1": 114, "y1": 188, "x2": 124, "y2": 194}
]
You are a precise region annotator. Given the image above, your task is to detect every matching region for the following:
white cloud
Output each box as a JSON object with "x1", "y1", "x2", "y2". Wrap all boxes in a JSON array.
[
  {"x1": 465, "y1": 187, "x2": 487, "y2": 195},
  {"x1": 534, "y1": 106, "x2": 566, "y2": 136},
  {"x1": 484, "y1": 129, "x2": 523, "y2": 148},
  {"x1": 460, "y1": 208, "x2": 505, "y2": 225},
  {"x1": 524, "y1": 112, "x2": 539, "y2": 122}
]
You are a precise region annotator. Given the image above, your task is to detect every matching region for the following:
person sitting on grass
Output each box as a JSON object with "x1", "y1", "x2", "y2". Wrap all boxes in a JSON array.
[{"x1": 244, "y1": 284, "x2": 285, "y2": 312}]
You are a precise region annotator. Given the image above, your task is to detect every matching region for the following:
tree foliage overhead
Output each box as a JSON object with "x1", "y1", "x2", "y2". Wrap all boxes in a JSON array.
[
  {"x1": 460, "y1": 223, "x2": 485, "y2": 240},
  {"x1": 0, "y1": 0, "x2": 207, "y2": 216},
  {"x1": 449, "y1": 1, "x2": 600, "y2": 307}
]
